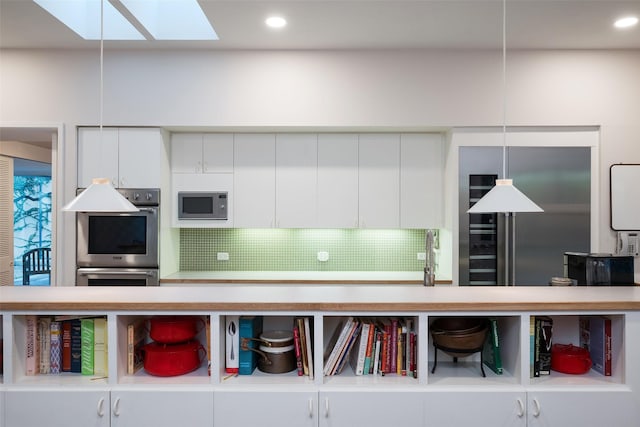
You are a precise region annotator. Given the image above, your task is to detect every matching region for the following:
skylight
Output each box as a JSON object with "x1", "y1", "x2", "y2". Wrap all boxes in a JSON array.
[{"x1": 34, "y1": 0, "x2": 217, "y2": 41}]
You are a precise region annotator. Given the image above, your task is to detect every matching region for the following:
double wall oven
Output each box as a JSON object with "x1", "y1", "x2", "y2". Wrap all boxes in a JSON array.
[{"x1": 76, "y1": 188, "x2": 160, "y2": 286}]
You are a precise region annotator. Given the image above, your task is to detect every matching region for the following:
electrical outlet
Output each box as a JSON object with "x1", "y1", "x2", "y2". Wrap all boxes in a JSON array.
[
  {"x1": 417, "y1": 252, "x2": 426, "y2": 261},
  {"x1": 317, "y1": 251, "x2": 329, "y2": 262},
  {"x1": 217, "y1": 252, "x2": 229, "y2": 261}
]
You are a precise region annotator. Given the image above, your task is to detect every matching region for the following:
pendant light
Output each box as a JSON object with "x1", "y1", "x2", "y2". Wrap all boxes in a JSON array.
[
  {"x1": 467, "y1": 0, "x2": 542, "y2": 215},
  {"x1": 63, "y1": 0, "x2": 138, "y2": 213}
]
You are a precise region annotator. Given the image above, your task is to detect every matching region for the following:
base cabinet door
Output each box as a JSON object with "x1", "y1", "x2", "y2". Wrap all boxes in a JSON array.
[
  {"x1": 423, "y1": 390, "x2": 526, "y2": 427},
  {"x1": 110, "y1": 389, "x2": 213, "y2": 427},
  {"x1": 318, "y1": 391, "x2": 424, "y2": 427},
  {"x1": 527, "y1": 390, "x2": 640, "y2": 427},
  {"x1": 4, "y1": 388, "x2": 110, "y2": 427},
  {"x1": 214, "y1": 390, "x2": 317, "y2": 427}
]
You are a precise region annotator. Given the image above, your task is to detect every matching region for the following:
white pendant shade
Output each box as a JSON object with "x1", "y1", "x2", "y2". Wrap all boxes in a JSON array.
[
  {"x1": 62, "y1": 178, "x2": 139, "y2": 212},
  {"x1": 467, "y1": 179, "x2": 543, "y2": 214}
]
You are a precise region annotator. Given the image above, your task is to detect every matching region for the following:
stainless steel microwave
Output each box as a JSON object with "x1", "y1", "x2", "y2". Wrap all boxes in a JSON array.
[{"x1": 178, "y1": 191, "x2": 228, "y2": 220}]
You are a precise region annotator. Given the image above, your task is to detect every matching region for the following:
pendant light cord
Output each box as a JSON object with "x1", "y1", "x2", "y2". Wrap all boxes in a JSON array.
[
  {"x1": 99, "y1": 0, "x2": 104, "y2": 136},
  {"x1": 501, "y1": 0, "x2": 507, "y2": 179}
]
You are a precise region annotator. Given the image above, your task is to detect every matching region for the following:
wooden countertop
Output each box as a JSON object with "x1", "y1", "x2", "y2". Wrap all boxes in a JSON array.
[{"x1": 2, "y1": 285, "x2": 640, "y2": 312}]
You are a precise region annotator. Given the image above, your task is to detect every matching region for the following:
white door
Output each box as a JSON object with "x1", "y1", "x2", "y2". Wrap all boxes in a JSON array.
[
  {"x1": 110, "y1": 389, "x2": 213, "y2": 427},
  {"x1": 319, "y1": 390, "x2": 424, "y2": 427},
  {"x1": 275, "y1": 133, "x2": 317, "y2": 228},
  {"x1": 172, "y1": 133, "x2": 204, "y2": 173},
  {"x1": 0, "y1": 156, "x2": 14, "y2": 286},
  {"x1": 214, "y1": 390, "x2": 317, "y2": 427},
  {"x1": 317, "y1": 134, "x2": 359, "y2": 228},
  {"x1": 118, "y1": 128, "x2": 164, "y2": 188},
  {"x1": 77, "y1": 127, "x2": 119, "y2": 188},
  {"x1": 233, "y1": 133, "x2": 276, "y2": 228},
  {"x1": 424, "y1": 390, "x2": 527, "y2": 427},
  {"x1": 400, "y1": 133, "x2": 445, "y2": 228},
  {"x1": 527, "y1": 390, "x2": 640, "y2": 427},
  {"x1": 4, "y1": 388, "x2": 110, "y2": 427},
  {"x1": 358, "y1": 133, "x2": 400, "y2": 228},
  {"x1": 202, "y1": 133, "x2": 234, "y2": 173}
]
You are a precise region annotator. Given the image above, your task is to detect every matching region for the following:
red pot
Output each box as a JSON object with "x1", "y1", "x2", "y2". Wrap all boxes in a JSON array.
[
  {"x1": 551, "y1": 343, "x2": 592, "y2": 375},
  {"x1": 143, "y1": 340, "x2": 206, "y2": 377},
  {"x1": 148, "y1": 316, "x2": 203, "y2": 344}
]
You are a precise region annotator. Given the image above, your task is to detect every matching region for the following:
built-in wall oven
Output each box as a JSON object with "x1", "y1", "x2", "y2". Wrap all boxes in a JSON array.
[{"x1": 76, "y1": 188, "x2": 160, "y2": 286}]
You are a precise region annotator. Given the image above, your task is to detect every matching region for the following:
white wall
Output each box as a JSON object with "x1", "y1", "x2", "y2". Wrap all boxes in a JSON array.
[{"x1": 1, "y1": 48, "x2": 639, "y2": 284}]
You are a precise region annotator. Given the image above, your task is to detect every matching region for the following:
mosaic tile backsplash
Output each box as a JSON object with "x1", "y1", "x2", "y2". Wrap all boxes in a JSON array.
[{"x1": 180, "y1": 229, "x2": 430, "y2": 271}]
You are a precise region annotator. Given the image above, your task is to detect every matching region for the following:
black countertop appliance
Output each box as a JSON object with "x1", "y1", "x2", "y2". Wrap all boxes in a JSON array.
[{"x1": 564, "y1": 252, "x2": 635, "y2": 286}]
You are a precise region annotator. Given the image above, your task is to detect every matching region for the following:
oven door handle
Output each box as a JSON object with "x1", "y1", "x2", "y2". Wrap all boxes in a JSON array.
[
  {"x1": 79, "y1": 271, "x2": 156, "y2": 277},
  {"x1": 137, "y1": 207, "x2": 157, "y2": 213}
]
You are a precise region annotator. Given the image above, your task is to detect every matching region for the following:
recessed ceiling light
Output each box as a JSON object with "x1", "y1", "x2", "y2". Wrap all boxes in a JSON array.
[
  {"x1": 614, "y1": 16, "x2": 639, "y2": 29},
  {"x1": 265, "y1": 16, "x2": 286, "y2": 29}
]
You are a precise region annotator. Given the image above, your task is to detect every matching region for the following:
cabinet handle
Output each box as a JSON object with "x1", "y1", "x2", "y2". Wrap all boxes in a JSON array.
[
  {"x1": 532, "y1": 398, "x2": 541, "y2": 418},
  {"x1": 203, "y1": 161, "x2": 208, "y2": 173},
  {"x1": 308, "y1": 398, "x2": 313, "y2": 418},
  {"x1": 516, "y1": 398, "x2": 525, "y2": 418},
  {"x1": 113, "y1": 397, "x2": 121, "y2": 416},
  {"x1": 196, "y1": 161, "x2": 202, "y2": 173},
  {"x1": 97, "y1": 397, "x2": 105, "y2": 417},
  {"x1": 324, "y1": 397, "x2": 329, "y2": 418}
]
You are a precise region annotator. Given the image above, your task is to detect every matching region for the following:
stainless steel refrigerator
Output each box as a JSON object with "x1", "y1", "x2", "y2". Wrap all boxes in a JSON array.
[{"x1": 459, "y1": 146, "x2": 591, "y2": 286}]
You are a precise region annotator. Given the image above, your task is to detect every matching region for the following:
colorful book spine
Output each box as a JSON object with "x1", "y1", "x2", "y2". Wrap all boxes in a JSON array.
[
  {"x1": 70, "y1": 319, "x2": 82, "y2": 373},
  {"x1": 238, "y1": 315, "x2": 263, "y2": 375},
  {"x1": 304, "y1": 317, "x2": 314, "y2": 380},
  {"x1": 293, "y1": 322, "x2": 304, "y2": 376},
  {"x1": 50, "y1": 321, "x2": 61, "y2": 374},
  {"x1": 80, "y1": 318, "x2": 94, "y2": 375},
  {"x1": 93, "y1": 317, "x2": 107, "y2": 377},
  {"x1": 38, "y1": 317, "x2": 51, "y2": 374},
  {"x1": 351, "y1": 322, "x2": 370, "y2": 375},
  {"x1": 296, "y1": 317, "x2": 308, "y2": 376},
  {"x1": 61, "y1": 320, "x2": 72, "y2": 372},
  {"x1": 25, "y1": 315, "x2": 39, "y2": 375},
  {"x1": 127, "y1": 319, "x2": 146, "y2": 375},
  {"x1": 482, "y1": 317, "x2": 503, "y2": 375},
  {"x1": 580, "y1": 316, "x2": 612, "y2": 376}
]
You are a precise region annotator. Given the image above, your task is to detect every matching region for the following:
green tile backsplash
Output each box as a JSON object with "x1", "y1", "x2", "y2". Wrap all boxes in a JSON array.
[{"x1": 180, "y1": 229, "x2": 431, "y2": 271}]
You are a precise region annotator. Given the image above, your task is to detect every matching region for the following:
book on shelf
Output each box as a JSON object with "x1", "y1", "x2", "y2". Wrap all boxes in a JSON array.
[
  {"x1": 50, "y1": 321, "x2": 61, "y2": 374},
  {"x1": 482, "y1": 317, "x2": 503, "y2": 375},
  {"x1": 25, "y1": 315, "x2": 39, "y2": 375},
  {"x1": 580, "y1": 316, "x2": 612, "y2": 376},
  {"x1": 363, "y1": 320, "x2": 375, "y2": 375},
  {"x1": 70, "y1": 318, "x2": 82, "y2": 373},
  {"x1": 350, "y1": 321, "x2": 370, "y2": 375},
  {"x1": 303, "y1": 317, "x2": 314, "y2": 380},
  {"x1": 225, "y1": 315, "x2": 240, "y2": 374},
  {"x1": 332, "y1": 321, "x2": 361, "y2": 375},
  {"x1": 534, "y1": 316, "x2": 553, "y2": 377},
  {"x1": 206, "y1": 316, "x2": 211, "y2": 376},
  {"x1": 296, "y1": 317, "x2": 309, "y2": 376},
  {"x1": 238, "y1": 315, "x2": 263, "y2": 375},
  {"x1": 38, "y1": 317, "x2": 51, "y2": 374},
  {"x1": 293, "y1": 321, "x2": 304, "y2": 376},
  {"x1": 80, "y1": 318, "x2": 94, "y2": 375},
  {"x1": 127, "y1": 318, "x2": 146, "y2": 375},
  {"x1": 93, "y1": 317, "x2": 107, "y2": 377},
  {"x1": 529, "y1": 317, "x2": 535, "y2": 378},
  {"x1": 61, "y1": 320, "x2": 72, "y2": 372},
  {"x1": 323, "y1": 316, "x2": 354, "y2": 376}
]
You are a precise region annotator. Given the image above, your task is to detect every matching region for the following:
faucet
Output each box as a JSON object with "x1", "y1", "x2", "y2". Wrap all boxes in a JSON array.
[{"x1": 424, "y1": 230, "x2": 436, "y2": 286}]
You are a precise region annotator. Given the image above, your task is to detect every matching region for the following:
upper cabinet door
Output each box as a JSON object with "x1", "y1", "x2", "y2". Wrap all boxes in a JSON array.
[
  {"x1": 358, "y1": 133, "x2": 400, "y2": 228},
  {"x1": 118, "y1": 128, "x2": 164, "y2": 188},
  {"x1": 77, "y1": 127, "x2": 119, "y2": 188},
  {"x1": 202, "y1": 133, "x2": 233, "y2": 173},
  {"x1": 233, "y1": 133, "x2": 276, "y2": 227},
  {"x1": 400, "y1": 133, "x2": 444, "y2": 228},
  {"x1": 317, "y1": 134, "x2": 359, "y2": 228},
  {"x1": 171, "y1": 133, "x2": 204, "y2": 173},
  {"x1": 275, "y1": 133, "x2": 318, "y2": 228}
]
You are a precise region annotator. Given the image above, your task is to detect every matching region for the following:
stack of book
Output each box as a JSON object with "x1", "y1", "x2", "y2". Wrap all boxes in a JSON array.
[
  {"x1": 26, "y1": 315, "x2": 108, "y2": 377},
  {"x1": 579, "y1": 315, "x2": 612, "y2": 376},
  {"x1": 323, "y1": 317, "x2": 417, "y2": 377},
  {"x1": 530, "y1": 316, "x2": 553, "y2": 377},
  {"x1": 293, "y1": 316, "x2": 314, "y2": 379}
]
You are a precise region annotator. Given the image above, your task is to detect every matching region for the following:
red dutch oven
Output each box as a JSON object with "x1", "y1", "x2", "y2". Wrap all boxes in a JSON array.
[
  {"x1": 143, "y1": 340, "x2": 207, "y2": 376},
  {"x1": 148, "y1": 315, "x2": 203, "y2": 344},
  {"x1": 551, "y1": 343, "x2": 592, "y2": 375}
]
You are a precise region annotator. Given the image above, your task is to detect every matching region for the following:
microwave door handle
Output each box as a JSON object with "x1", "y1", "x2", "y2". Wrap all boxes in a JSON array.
[
  {"x1": 79, "y1": 271, "x2": 155, "y2": 277},
  {"x1": 137, "y1": 208, "x2": 156, "y2": 213}
]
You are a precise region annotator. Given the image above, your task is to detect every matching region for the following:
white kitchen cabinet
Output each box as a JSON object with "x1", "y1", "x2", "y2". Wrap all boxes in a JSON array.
[
  {"x1": 400, "y1": 133, "x2": 444, "y2": 228},
  {"x1": 78, "y1": 127, "x2": 166, "y2": 188},
  {"x1": 358, "y1": 133, "x2": 400, "y2": 228},
  {"x1": 317, "y1": 134, "x2": 359, "y2": 228},
  {"x1": 423, "y1": 390, "x2": 527, "y2": 427},
  {"x1": 4, "y1": 388, "x2": 110, "y2": 427},
  {"x1": 171, "y1": 133, "x2": 233, "y2": 174},
  {"x1": 110, "y1": 389, "x2": 213, "y2": 427},
  {"x1": 213, "y1": 390, "x2": 317, "y2": 427},
  {"x1": 526, "y1": 390, "x2": 640, "y2": 427},
  {"x1": 233, "y1": 133, "x2": 276, "y2": 228},
  {"x1": 275, "y1": 133, "x2": 318, "y2": 228},
  {"x1": 319, "y1": 390, "x2": 424, "y2": 427}
]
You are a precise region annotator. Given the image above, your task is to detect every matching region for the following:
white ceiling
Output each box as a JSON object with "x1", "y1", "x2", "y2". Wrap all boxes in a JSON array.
[{"x1": 1, "y1": 0, "x2": 640, "y2": 50}]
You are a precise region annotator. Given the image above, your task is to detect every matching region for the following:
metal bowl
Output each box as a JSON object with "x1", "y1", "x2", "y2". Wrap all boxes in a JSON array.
[{"x1": 430, "y1": 317, "x2": 489, "y2": 357}]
